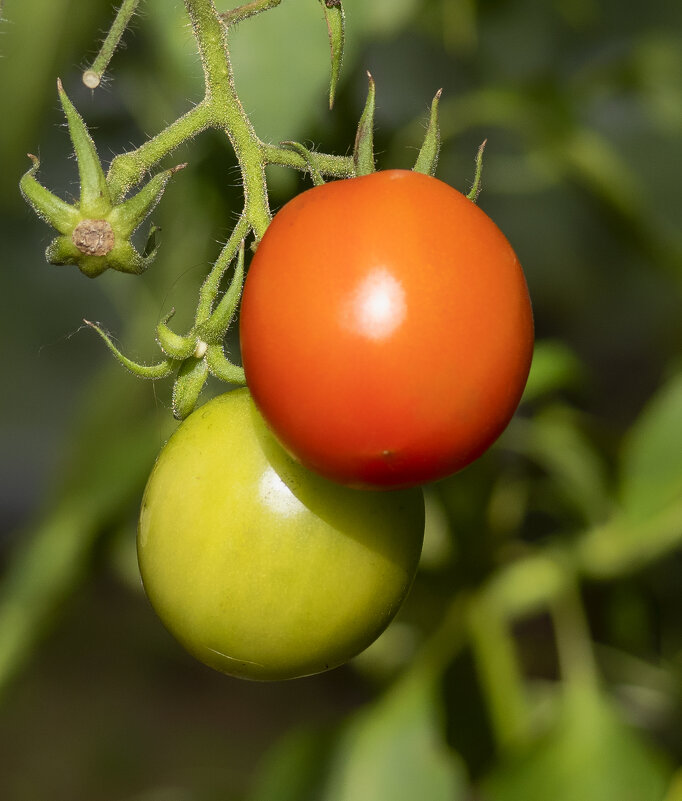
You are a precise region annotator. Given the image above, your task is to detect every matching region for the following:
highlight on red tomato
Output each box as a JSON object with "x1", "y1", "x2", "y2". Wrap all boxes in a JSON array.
[
  {"x1": 239, "y1": 169, "x2": 534, "y2": 489},
  {"x1": 138, "y1": 388, "x2": 425, "y2": 681}
]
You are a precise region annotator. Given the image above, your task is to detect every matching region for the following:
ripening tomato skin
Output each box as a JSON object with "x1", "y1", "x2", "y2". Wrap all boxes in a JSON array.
[
  {"x1": 138, "y1": 388, "x2": 424, "y2": 681},
  {"x1": 240, "y1": 169, "x2": 534, "y2": 489}
]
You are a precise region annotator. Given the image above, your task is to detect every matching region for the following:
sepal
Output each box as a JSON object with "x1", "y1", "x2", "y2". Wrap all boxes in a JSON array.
[
  {"x1": 205, "y1": 344, "x2": 245, "y2": 384},
  {"x1": 57, "y1": 78, "x2": 111, "y2": 216},
  {"x1": 20, "y1": 156, "x2": 81, "y2": 234},
  {"x1": 172, "y1": 357, "x2": 209, "y2": 420},
  {"x1": 84, "y1": 321, "x2": 177, "y2": 378},
  {"x1": 156, "y1": 310, "x2": 198, "y2": 360},
  {"x1": 413, "y1": 89, "x2": 442, "y2": 177},
  {"x1": 109, "y1": 164, "x2": 186, "y2": 238},
  {"x1": 467, "y1": 139, "x2": 487, "y2": 203},
  {"x1": 88, "y1": 244, "x2": 246, "y2": 420},
  {"x1": 319, "y1": 0, "x2": 345, "y2": 110},
  {"x1": 354, "y1": 72, "x2": 376, "y2": 176},
  {"x1": 20, "y1": 82, "x2": 183, "y2": 278}
]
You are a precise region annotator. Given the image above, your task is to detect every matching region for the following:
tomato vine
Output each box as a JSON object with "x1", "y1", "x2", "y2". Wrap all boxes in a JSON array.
[{"x1": 19, "y1": 0, "x2": 454, "y2": 420}]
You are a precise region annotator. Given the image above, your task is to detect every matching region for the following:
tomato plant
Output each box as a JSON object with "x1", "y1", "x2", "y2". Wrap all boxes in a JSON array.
[
  {"x1": 138, "y1": 388, "x2": 425, "y2": 681},
  {"x1": 240, "y1": 169, "x2": 534, "y2": 489}
]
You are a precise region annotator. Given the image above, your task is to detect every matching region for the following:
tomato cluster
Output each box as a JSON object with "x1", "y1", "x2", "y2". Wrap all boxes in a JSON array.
[{"x1": 139, "y1": 170, "x2": 533, "y2": 680}]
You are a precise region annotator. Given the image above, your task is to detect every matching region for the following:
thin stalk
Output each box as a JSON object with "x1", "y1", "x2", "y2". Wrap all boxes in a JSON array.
[
  {"x1": 107, "y1": 102, "x2": 213, "y2": 202},
  {"x1": 263, "y1": 143, "x2": 354, "y2": 177},
  {"x1": 186, "y1": 0, "x2": 271, "y2": 236},
  {"x1": 195, "y1": 215, "x2": 250, "y2": 324},
  {"x1": 220, "y1": 0, "x2": 282, "y2": 26},
  {"x1": 83, "y1": 0, "x2": 141, "y2": 88},
  {"x1": 467, "y1": 593, "x2": 531, "y2": 751},
  {"x1": 550, "y1": 581, "x2": 599, "y2": 693}
]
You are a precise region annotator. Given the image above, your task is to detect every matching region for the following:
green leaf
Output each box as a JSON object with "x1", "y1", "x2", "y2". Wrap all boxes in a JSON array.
[
  {"x1": 344, "y1": 0, "x2": 419, "y2": 38},
  {"x1": 521, "y1": 340, "x2": 585, "y2": 404},
  {"x1": 322, "y1": 673, "x2": 468, "y2": 801},
  {"x1": 228, "y1": 1, "x2": 335, "y2": 144},
  {"x1": 504, "y1": 407, "x2": 611, "y2": 526},
  {"x1": 0, "y1": 366, "x2": 168, "y2": 701},
  {"x1": 249, "y1": 728, "x2": 335, "y2": 801},
  {"x1": 619, "y1": 370, "x2": 682, "y2": 521},
  {"x1": 480, "y1": 686, "x2": 671, "y2": 801}
]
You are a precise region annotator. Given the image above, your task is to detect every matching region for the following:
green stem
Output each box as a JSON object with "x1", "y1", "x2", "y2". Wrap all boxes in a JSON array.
[
  {"x1": 83, "y1": 0, "x2": 141, "y2": 88},
  {"x1": 195, "y1": 215, "x2": 250, "y2": 325},
  {"x1": 263, "y1": 143, "x2": 354, "y2": 177},
  {"x1": 106, "y1": 0, "x2": 352, "y2": 216},
  {"x1": 550, "y1": 581, "x2": 599, "y2": 692},
  {"x1": 467, "y1": 592, "x2": 531, "y2": 752},
  {"x1": 220, "y1": 0, "x2": 282, "y2": 26},
  {"x1": 107, "y1": 102, "x2": 213, "y2": 202},
  {"x1": 186, "y1": 0, "x2": 271, "y2": 237}
]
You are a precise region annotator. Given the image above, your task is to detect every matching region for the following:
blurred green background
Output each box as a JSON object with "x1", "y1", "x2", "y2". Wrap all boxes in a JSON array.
[{"x1": 1, "y1": 0, "x2": 682, "y2": 799}]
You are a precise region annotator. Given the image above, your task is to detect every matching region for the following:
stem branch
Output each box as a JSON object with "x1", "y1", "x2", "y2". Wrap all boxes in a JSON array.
[
  {"x1": 107, "y1": 102, "x2": 213, "y2": 202},
  {"x1": 264, "y1": 143, "x2": 354, "y2": 177},
  {"x1": 220, "y1": 0, "x2": 282, "y2": 26}
]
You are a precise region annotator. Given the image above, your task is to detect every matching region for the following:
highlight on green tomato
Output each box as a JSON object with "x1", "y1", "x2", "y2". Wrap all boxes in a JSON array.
[{"x1": 138, "y1": 388, "x2": 425, "y2": 681}]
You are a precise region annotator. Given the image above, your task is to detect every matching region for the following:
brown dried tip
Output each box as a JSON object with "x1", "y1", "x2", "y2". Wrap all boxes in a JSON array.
[{"x1": 72, "y1": 219, "x2": 115, "y2": 256}]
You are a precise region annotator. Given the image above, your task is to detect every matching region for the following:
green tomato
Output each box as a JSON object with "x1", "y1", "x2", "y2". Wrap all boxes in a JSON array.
[{"x1": 138, "y1": 388, "x2": 425, "y2": 681}]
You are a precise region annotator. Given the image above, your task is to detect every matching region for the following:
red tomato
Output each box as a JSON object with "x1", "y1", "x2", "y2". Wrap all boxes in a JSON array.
[{"x1": 240, "y1": 169, "x2": 533, "y2": 489}]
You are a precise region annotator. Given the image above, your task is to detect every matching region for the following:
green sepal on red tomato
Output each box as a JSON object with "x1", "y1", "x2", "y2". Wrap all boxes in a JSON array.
[
  {"x1": 240, "y1": 169, "x2": 534, "y2": 490},
  {"x1": 138, "y1": 388, "x2": 425, "y2": 681}
]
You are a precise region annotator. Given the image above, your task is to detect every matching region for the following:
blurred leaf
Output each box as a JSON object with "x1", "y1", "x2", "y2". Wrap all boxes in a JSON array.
[
  {"x1": 143, "y1": 0, "x2": 203, "y2": 97},
  {"x1": 250, "y1": 727, "x2": 335, "y2": 801},
  {"x1": 521, "y1": 340, "x2": 585, "y2": 404},
  {"x1": 578, "y1": 498, "x2": 682, "y2": 580},
  {"x1": 0, "y1": 365, "x2": 166, "y2": 700},
  {"x1": 481, "y1": 685, "x2": 671, "y2": 801},
  {"x1": 228, "y1": 1, "x2": 339, "y2": 144},
  {"x1": 322, "y1": 672, "x2": 468, "y2": 801},
  {"x1": 663, "y1": 769, "x2": 682, "y2": 801},
  {"x1": 504, "y1": 407, "x2": 611, "y2": 525},
  {"x1": 344, "y1": 0, "x2": 419, "y2": 38},
  {"x1": 619, "y1": 370, "x2": 682, "y2": 522},
  {"x1": 0, "y1": 0, "x2": 105, "y2": 208}
]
